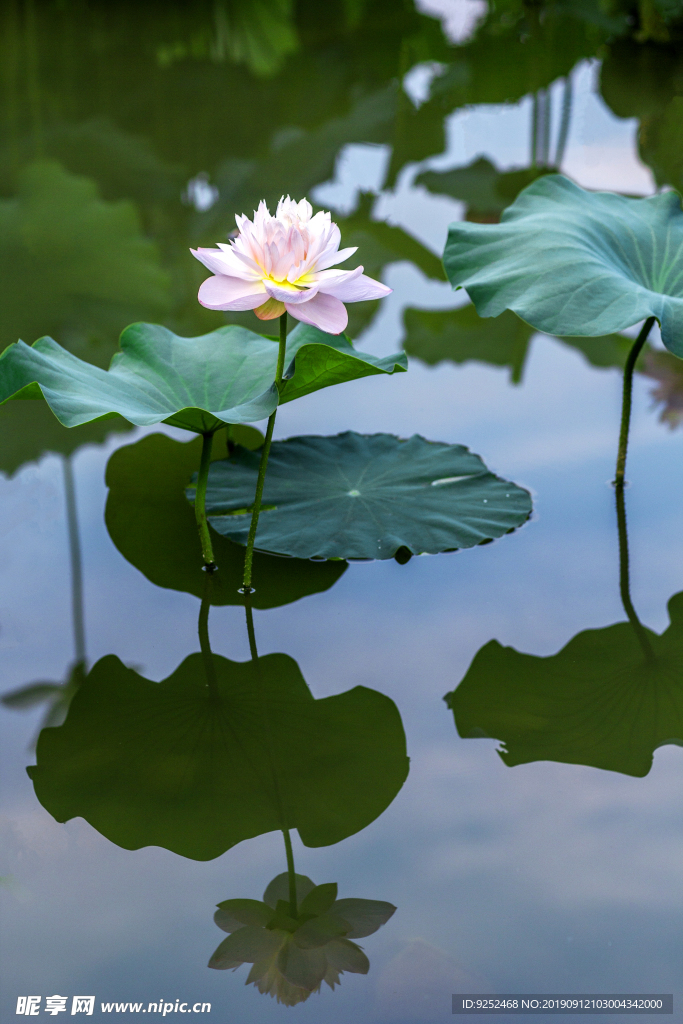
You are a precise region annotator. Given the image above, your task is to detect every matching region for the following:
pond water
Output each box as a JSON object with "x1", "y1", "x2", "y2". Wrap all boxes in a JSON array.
[{"x1": 1, "y1": 2, "x2": 682, "y2": 1021}]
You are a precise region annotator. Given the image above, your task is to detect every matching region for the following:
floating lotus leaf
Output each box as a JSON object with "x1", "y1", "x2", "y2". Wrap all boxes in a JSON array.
[
  {"x1": 28, "y1": 651, "x2": 409, "y2": 860},
  {"x1": 0, "y1": 321, "x2": 406, "y2": 435},
  {"x1": 199, "y1": 432, "x2": 532, "y2": 560},
  {"x1": 445, "y1": 592, "x2": 683, "y2": 777},
  {"x1": 443, "y1": 174, "x2": 683, "y2": 358},
  {"x1": 105, "y1": 432, "x2": 346, "y2": 607}
]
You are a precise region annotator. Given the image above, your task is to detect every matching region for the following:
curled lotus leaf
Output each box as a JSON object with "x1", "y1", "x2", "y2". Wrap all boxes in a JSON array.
[
  {"x1": 443, "y1": 174, "x2": 683, "y2": 358},
  {"x1": 199, "y1": 432, "x2": 532, "y2": 561},
  {"x1": 0, "y1": 321, "x2": 406, "y2": 434}
]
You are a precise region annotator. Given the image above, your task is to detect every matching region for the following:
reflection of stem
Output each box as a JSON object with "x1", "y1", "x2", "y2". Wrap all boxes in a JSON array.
[
  {"x1": 540, "y1": 88, "x2": 551, "y2": 166},
  {"x1": 198, "y1": 571, "x2": 219, "y2": 700},
  {"x1": 614, "y1": 317, "x2": 655, "y2": 486},
  {"x1": 615, "y1": 481, "x2": 655, "y2": 663},
  {"x1": 195, "y1": 431, "x2": 217, "y2": 570},
  {"x1": 241, "y1": 312, "x2": 288, "y2": 592},
  {"x1": 554, "y1": 74, "x2": 573, "y2": 169},
  {"x1": 530, "y1": 92, "x2": 539, "y2": 167},
  {"x1": 62, "y1": 456, "x2": 86, "y2": 667},
  {"x1": 283, "y1": 828, "x2": 298, "y2": 918},
  {"x1": 244, "y1": 596, "x2": 298, "y2": 918}
]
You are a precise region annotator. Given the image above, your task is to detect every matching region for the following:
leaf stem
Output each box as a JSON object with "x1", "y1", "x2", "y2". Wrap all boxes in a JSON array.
[
  {"x1": 282, "y1": 828, "x2": 298, "y2": 919},
  {"x1": 241, "y1": 312, "x2": 288, "y2": 592},
  {"x1": 615, "y1": 478, "x2": 655, "y2": 664},
  {"x1": 614, "y1": 317, "x2": 655, "y2": 487},
  {"x1": 195, "y1": 431, "x2": 217, "y2": 570}
]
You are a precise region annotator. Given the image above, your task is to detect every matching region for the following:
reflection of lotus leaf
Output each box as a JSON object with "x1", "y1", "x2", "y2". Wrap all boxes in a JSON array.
[
  {"x1": 0, "y1": 401, "x2": 132, "y2": 478},
  {"x1": 200, "y1": 432, "x2": 532, "y2": 560},
  {"x1": 105, "y1": 432, "x2": 346, "y2": 607},
  {"x1": 28, "y1": 651, "x2": 409, "y2": 859},
  {"x1": 0, "y1": 321, "x2": 405, "y2": 434},
  {"x1": 445, "y1": 592, "x2": 683, "y2": 777},
  {"x1": 416, "y1": 157, "x2": 552, "y2": 224},
  {"x1": 209, "y1": 873, "x2": 395, "y2": 1005},
  {"x1": 444, "y1": 174, "x2": 683, "y2": 357},
  {"x1": 0, "y1": 160, "x2": 171, "y2": 359},
  {"x1": 403, "y1": 305, "x2": 534, "y2": 383},
  {"x1": 403, "y1": 303, "x2": 653, "y2": 383}
]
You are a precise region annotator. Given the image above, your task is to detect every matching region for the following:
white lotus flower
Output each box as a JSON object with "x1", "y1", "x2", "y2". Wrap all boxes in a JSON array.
[
  {"x1": 191, "y1": 196, "x2": 391, "y2": 334},
  {"x1": 208, "y1": 874, "x2": 396, "y2": 1006}
]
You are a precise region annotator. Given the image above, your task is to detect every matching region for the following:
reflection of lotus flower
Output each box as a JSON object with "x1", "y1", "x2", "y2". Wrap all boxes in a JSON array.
[
  {"x1": 191, "y1": 197, "x2": 391, "y2": 334},
  {"x1": 208, "y1": 872, "x2": 395, "y2": 1006},
  {"x1": 642, "y1": 349, "x2": 683, "y2": 429}
]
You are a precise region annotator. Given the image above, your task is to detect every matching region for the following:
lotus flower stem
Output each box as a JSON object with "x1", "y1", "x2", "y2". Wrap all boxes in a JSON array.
[
  {"x1": 614, "y1": 316, "x2": 655, "y2": 487},
  {"x1": 615, "y1": 477, "x2": 655, "y2": 664},
  {"x1": 198, "y1": 572, "x2": 219, "y2": 699},
  {"x1": 241, "y1": 312, "x2": 288, "y2": 592},
  {"x1": 195, "y1": 430, "x2": 217, "y2": 570},
  {"x1": 282, "y1": 827, "x2": 298, "y2": 919}
]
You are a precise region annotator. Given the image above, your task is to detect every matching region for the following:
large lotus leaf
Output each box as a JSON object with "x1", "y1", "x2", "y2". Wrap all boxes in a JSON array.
[
  {"x1": 443, "y1": 174, "x2": 683, "y2": 357},
  {"x1": 0, "y1": 160, "x2": 172, "y2": 360},
  {"x1": 27, "y1": 651, "x2": 409, "y2": 860},
  {"x1": 403, "y1": 303, "x2": 654, "y2": 383},
  {"x1": 0, "y1": 321, "x2": 406, "y2": 434},
  {"x1": 0, "y1": 401, "x2": 133, "y2": 477},
  {"x1": 200, "y1": 432, "x2": 532, "y2": 560},
  {"x1": 445, "y1": 591, "x2": 683, "y2": 777},
  {"x1": 105, "y1": 432, "x2": 346, "y2": 607}
]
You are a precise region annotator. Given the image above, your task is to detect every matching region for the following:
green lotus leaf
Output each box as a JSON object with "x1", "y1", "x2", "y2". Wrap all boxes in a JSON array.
[
  {"x1": 0, "y1": 321, "x2": 406, "y2": 434},
  {"x1": 443, "y1": 174, "x2": 683, "y2": 358},
  {"x1": 104, "y1": 432, "x2": 346, "y2": 608},
  {"x1": 199, "y1": 432, "x2": 532, "y2": 560},
  {"x1": 27, "y1": 650, "x2": 409, "y2": 860},
  {"x1": 445, "y1": 591, "x2": 683, "y2": 777}
]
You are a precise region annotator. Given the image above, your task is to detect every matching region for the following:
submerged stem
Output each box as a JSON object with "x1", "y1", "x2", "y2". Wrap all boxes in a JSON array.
[
  {"x1": 615, "y1": 480, "x2": 655, "y2": 664},
  {"x1": 283, "y1": 828, "x2": 298, "y2": 918},
  {"x1": 194, "y1": 431, "x2": 217, "y2": 570},
  {"x1": 241, "y1": 312, "x2": 288, "y2": 592},
  {"x1": 614, "y1": 317, "x2": 655, "y2": 487}
]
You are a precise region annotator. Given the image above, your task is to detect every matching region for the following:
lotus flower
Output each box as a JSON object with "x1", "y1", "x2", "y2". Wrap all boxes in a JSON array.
[
  {"x1": 208, "y1": 872, "x2": 395, "y2": 1006},
  {"x1": 191, "y1": 197, "x2": 391, "y2": 334}
]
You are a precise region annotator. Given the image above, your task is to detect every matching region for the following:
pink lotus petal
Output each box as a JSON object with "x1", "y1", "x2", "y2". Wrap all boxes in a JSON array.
[
  {"x1": 191, "y1": 247, "x2": 236, "y2": 277},
  {"x1": 197, "y1": 275, "x2": 268, "y2": 311},
  {"x1": 286, "y1": 292, "x2": 348, "y2": 334},
  {"x1": 309, "y1": 266, "x2": 364, "y2": 288},
  {"x1": 321, "y1": 271, "x2": 391, "y2": 302},
  {"x1": 264, "y1": 280, "x2": 320, "y2": 304},
  {"x1": 314, "y1": 245, "x2": 358, "y2": 272}
]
